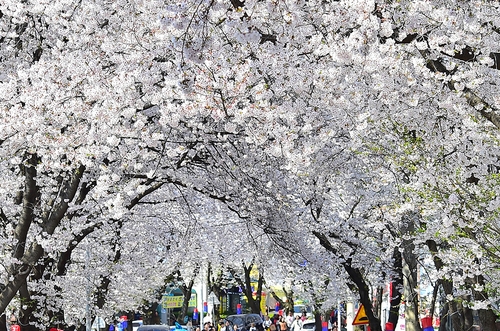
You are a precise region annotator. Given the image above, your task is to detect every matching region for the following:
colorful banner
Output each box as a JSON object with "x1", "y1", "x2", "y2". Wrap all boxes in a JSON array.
[{"x1": 162, "y1": 294, "x2": 197, "y2": 308}]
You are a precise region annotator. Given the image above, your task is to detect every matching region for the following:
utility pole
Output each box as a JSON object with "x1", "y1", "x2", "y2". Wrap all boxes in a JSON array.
[{"x1": 199, "y1": 267, "x2": 205, "y2": 331}]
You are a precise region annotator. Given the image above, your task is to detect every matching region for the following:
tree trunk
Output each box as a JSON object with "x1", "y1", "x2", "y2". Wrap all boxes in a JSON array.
[
  {"x1": 426, "y1": 240, "x2": 463, "y2": 331},
  {"x1": 0, "y1": 243, "x2": 45, "y2": 315},
  {"x1": 0, "y1": 313, "x2": 6, "y2": 331},
  {"x1": 242, "y1": 263, "x2": 262, "y2": 314},
  {"x1": 252, "y1": 272, "x2": 265, "y2": 314},
  {"x1": 477, "y1": 308, "x2": 497, "y2": 331},
  {"x1": 207, "y1": 263, "x2": 223, "y2": 323},
  {"x1": 374, "y1": 286, "x2": 383, "y2": 321},
  {"x1": 437, "y1": 302, "x2": 448, "y2": 331},
  {"x1": 445, "y1": 286, "x2": 463, "y2": 331},
  {"x1": 282, "y1": 287, "x2": 294, "y2": 315},
  {"x1": 313, "y1": 312, "x2": 322, "y2": 331},
  {"x1": 461, "y1": 295, "x2": 473, "y2": 331},
  {"x1": 468, "y1": 274, "x2": 497, "y2": 331},
  {"x1": 388, "y1": 247, "x2": 403, "y2": 329},
  {"x1": 0, "y1": 164, "x2": 84, "y2": 315},
  {"x1": 313, "y1": 231, "x2": 382, "y2": 331},
  {"x1": 231, "y1": 262, "x2": 263, "y2": 314},
  {"x1": 343, "y1": 260, "x2": 382, "y2": 331},
  {"x1": 18, "y1": 281, "x2": 37, "y2": 331},
  {"x1": 400, "y1": 214, "x2": 421, "y2": 331},
  {"x1": 402, "y1": 255, "x2": 421, "y2": 331},
  {"x1": 179, "y1": 277, "x2": 197, "y2": 323}
]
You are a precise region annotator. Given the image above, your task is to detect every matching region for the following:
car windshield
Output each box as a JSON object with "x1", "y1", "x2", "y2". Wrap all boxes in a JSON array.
[
  {"x1": 294, "y1": 306, "x2": 312, "y2": 314},
  {"x1": 247, "y1": 315, "x2": 262, "y2": 324},
  {"x1": 228, "y1": 317, "x2": 245, "y2": 326},
  {"x1": 302, "y1": 323, "x2": 314, "y2": 330}
]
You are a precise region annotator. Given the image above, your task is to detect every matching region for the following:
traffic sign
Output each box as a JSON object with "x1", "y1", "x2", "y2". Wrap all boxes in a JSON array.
[
  {"x1": 207, "y1": 292, "x2": 220, "y2": 305},
  {"x1": 352, "y1": 304, "x2": 369, "y2": 325}
]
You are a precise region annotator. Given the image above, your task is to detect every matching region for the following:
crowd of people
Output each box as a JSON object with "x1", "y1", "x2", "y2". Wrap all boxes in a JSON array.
[
  {"x1": 193, "y1": 311, "x2": 310, "y2": 331},
  {"x1": 266, "y1": 312, "x2": 308, "y2": 331}
]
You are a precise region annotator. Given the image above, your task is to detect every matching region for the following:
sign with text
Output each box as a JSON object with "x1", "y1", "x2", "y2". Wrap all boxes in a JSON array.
[{"x1": 162, "y1": 294, "x2": 197, "y2": 308}]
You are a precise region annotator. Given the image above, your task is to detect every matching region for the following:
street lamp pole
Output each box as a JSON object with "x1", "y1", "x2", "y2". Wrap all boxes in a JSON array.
[
  {"x1": 86, "y1": 245, "x2": 92, "y2": 331},
  {"x1": 199, "y1": 268, "x2": 204, "y2": 331},
  {"x1": 338, "y1": 300, "x2": 341, "y2": 330}
]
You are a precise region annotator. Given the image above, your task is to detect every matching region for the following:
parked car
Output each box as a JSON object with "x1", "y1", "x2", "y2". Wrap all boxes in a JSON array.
[
  {"x1": 301, "y1": 321, "x2": 315, "y2": 331},
  {"x1": 225, "y1": 314, "x2": 264, "y2": 331},
  {"x1": 137, "y1": 324, "x2": 187, "y2": 331},
  {"x1": 169, "y1": 326, "x2": 188, "y2": 331},
  {"x1": 293, "y1": 305, "x2": 313, "y2": 319},
  {"x1": 137, "y1": 325, "x2": 171, "y2": 331},
  {"x1": 132, "y1": 320, "x2": 144, "y2": 331}
]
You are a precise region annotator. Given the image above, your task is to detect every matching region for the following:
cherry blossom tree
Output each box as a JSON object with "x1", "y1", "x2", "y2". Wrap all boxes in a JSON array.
[{"x1": 2, "y1": 1, "x2": 500, "y2": 331}]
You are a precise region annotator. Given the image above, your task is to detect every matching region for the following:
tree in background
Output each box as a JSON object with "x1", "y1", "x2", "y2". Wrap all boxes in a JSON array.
[{"x1": 1, "y1": 1, "x2": 500, "y2": 331}]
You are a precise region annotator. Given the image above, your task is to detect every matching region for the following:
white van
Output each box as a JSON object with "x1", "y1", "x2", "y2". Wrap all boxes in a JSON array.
[
  {"x1": 293, "y1": 305, "x2": 313, "y2": 319},
  {"x1": 132, "y1": 320, "x2": 143, "y2": 331}
]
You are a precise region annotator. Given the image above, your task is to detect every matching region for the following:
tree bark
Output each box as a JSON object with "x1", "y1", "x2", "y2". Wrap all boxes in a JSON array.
[
  {"x1": 179, "y1": 271, "x2": 198, "y2": 323},
  {"x1": 471, "y1": 275, "x2": 497, "y2": 331},
  {"x1": 207, "y1": 263, "x2": 224, "y2": 324},
  {"x1": 426, "y1": 240, "x2": 463, "y2": 331},
  {"x1": 312, "y1": 231, "x2": 382, "y2": 331},
  {"x1": 0, "y1": 164, "x2": 85, "y2": 315},
  {"x1": 388, "y1": 247, "x2": 403, "y2": 329},
  {"x1": 401, "y1": 218, "x2": 421, "y2": 331},
  {"x1": 0, "y1": 313, "x2": 6, "y2": 331},
  {"x1": 402, "y1": 255, "x2": 420, "y2": 331},
  {"x1": 230, "y1": 262, "x2": 263, "y2": 314}
]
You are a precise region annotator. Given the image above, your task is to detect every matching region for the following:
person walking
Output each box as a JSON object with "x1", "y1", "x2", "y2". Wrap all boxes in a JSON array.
[
  {"x1": 223, "y1": 321, "x2": 232, "y2": 331},
  {"x1": 285, "y1": 312, "x2": 294, "y2": 330},
  {"x1": 278, "y1": 316, "x2": 288, "y2": 331},
  {"x1": 217, "y1": 320, "x2": 224, "y2": 331},
  {"x1": 263, "y1": 316, "x2": 272, "y2": 331},
  {"x1": 290, "y1": 316, "x2": 302, "y2": 331}
]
